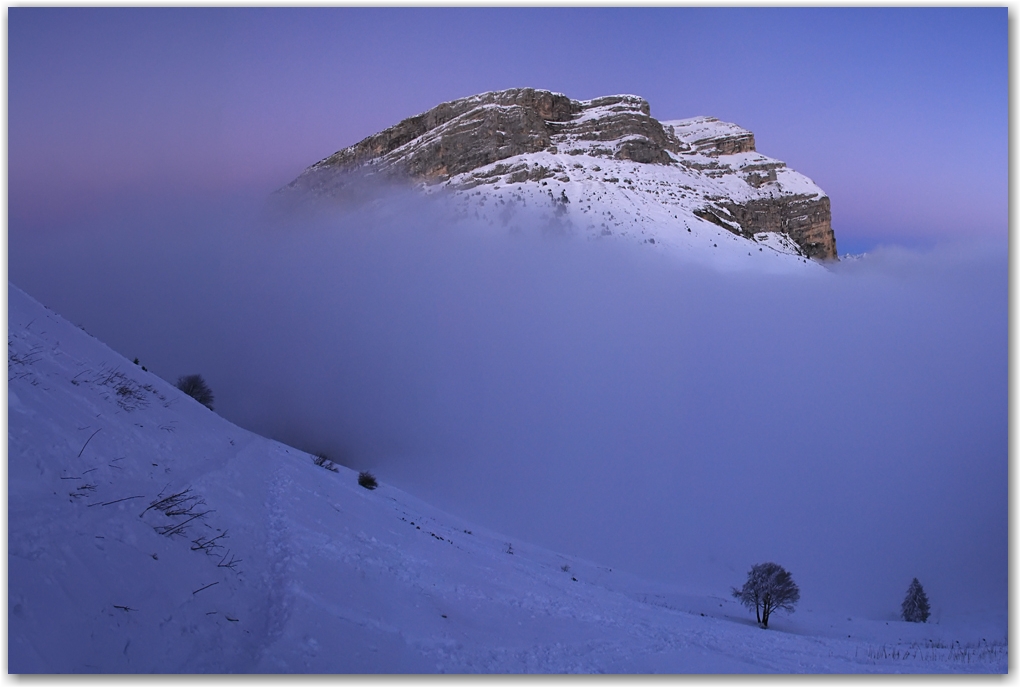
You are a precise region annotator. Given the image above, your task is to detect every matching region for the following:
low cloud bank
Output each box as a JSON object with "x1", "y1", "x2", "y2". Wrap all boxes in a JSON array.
[{"x1": 10, "y1": 191, "x2": 1007, "y2": 618}]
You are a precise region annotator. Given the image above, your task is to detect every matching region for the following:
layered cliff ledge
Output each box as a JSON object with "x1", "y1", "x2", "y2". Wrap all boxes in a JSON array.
[{"x1": 282, "y1": 88, "x2": 837, "y2": 262}]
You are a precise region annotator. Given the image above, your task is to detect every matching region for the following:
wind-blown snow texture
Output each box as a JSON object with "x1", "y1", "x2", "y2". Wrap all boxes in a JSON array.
[{"x1": 7, "y1": 279, "x2": 1007, "y2": 673}]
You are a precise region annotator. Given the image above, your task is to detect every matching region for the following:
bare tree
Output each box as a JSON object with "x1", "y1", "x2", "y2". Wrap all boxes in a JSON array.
[
  {"x1": 732, "y1": 562, "x2": 800, "y2": 628},
  {"x1": 901, "y1": 578, "x2": 931, "y2": 623},
  {"x1": 176, "y1": 374, "x2": 214, "y2": 410}
]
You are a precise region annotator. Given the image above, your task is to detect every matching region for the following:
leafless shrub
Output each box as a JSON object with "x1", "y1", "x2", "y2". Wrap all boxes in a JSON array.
[
  {"x1": 313, "y1": 453, "x2": 340, "y2": 472},
  {"x1": 175, "y1": 374, "x2": 214, "y2": 410}
]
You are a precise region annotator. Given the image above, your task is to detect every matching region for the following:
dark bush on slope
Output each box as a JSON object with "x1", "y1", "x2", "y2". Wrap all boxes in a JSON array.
[
  {"x1": 358, "y1": 471, "x2": 378, "y2": 490},
  {"x1": 175, "y1": 374, "x2": 214, "y2": 410}
]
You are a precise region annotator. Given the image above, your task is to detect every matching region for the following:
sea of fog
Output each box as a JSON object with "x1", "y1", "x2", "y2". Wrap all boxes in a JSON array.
[{"x1": 9, "y1": 190, "x2": 1007, "y2": 621}]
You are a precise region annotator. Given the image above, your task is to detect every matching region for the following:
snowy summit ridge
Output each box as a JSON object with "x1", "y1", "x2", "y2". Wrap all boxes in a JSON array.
[{"x1": 281, "y1": 88, "x2": 838, "y2": 263}]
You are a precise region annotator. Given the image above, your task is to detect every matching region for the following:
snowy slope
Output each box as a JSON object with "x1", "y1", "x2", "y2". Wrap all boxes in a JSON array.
[
  {"x1": 433, "y1": 146, "x2": 817, "y2": 275},
  {"x1": 7, "y1": 283, "x2": 1006, "y2": 673}
]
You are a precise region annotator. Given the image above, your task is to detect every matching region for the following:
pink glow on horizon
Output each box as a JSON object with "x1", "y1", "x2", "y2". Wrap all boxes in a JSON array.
[{"x1": 9, "y1": 7, "x2": 1006, "y2": 253}]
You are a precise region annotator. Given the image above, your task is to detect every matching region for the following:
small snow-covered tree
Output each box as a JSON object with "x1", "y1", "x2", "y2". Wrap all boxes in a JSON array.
[
  {"x1": 901, "y1": 578, "x2": 930, "y2": 623},
  {"x1": 176, "y1": 374, "x2": 214, "y2": 410},
  {"x1": 732, "y1": 562, "x2": 800, "y2": 629}
]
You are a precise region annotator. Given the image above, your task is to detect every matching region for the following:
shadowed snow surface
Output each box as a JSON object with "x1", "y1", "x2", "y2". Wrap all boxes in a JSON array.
[{"x1": 7, "y1": 283, "x2": 1006, "y2": 673}]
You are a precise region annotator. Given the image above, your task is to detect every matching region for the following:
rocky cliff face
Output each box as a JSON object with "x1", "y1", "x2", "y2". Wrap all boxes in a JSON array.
[
  {"x1": 670, "y1": 116, "x2": 835, "y2": 260},
  {"x1": 282, "y1": 88, "x2": 837, "y2": 262}
]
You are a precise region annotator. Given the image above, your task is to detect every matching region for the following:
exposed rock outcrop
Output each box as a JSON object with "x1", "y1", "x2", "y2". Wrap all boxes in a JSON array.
[
  {"x1": 671, "y1": 116, "x2": 835, "y2": 261},
  {"x1": 282, "y1": 88, "x2": 838, "y2": 261},
  {"x1": 309, "y1": 89, "x2": 577, "y2": 182}
]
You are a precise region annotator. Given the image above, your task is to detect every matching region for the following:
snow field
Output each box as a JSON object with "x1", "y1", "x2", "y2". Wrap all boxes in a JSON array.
[
  {"x1": 7, "y1": 283, "x2": 1006, "y2": 673},
  {"x1": 435, "y1": 150, "x2": 825, "y2": 274}
]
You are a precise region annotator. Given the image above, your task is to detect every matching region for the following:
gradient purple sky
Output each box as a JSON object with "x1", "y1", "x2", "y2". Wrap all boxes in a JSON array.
[{"x1": 9, "y1": 7, "x2": 1006, "y2": 253}]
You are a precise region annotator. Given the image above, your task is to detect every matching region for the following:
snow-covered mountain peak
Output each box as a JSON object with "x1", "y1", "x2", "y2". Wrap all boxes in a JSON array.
[{"x1": 279, "y1": 88, "x2": 838, "y2": 265}]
